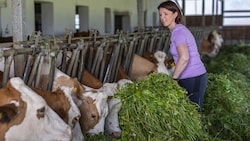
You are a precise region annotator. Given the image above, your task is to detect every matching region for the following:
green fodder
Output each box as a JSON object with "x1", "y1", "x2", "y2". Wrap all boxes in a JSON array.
[
  {"x1": 203, "y1": 44, "x2": 250, "y2": 80},
  {"x1": 202, "y1": 73, "x2": 250, "y2": 141},
  {"x1": 115, "y1": 73, "x2": 209, "y2": 141}
]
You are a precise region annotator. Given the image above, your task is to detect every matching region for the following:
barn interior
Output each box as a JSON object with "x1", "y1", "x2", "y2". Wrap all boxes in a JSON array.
[{"x1": 0, "y1": 0, "x2": 249, "y2": 141}]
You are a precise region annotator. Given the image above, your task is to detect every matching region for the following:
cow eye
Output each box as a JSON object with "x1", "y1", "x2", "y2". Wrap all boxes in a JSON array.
[{"x1": 37, "y1": 106, "x2": 45, "y2": 119}]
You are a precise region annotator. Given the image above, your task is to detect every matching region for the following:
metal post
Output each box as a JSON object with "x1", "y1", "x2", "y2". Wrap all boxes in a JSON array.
[
  {"x1": 202, "y1": 0, "x2": 205, "y2": 27},
  {"x1": 212, "y1": 0, "x2": 215, "y2": 25},
  {"x1": 12, "y1": 0, "x2": 26, "y2": 77},
  {"x1": 182, "y1": 0, "x2": 186, "y2": 25},
  {"x1": 221, "y1": 0, "x2": 224, "y2": 26},
  {"x1": 137, "y1": 0, "x2": 144, "y2": 32}
]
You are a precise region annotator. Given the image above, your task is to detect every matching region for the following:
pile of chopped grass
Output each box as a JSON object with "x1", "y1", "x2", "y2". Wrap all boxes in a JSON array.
[
  {"x1": 202, "y1": 43, "x2": 250, "y2": 140},
  {"x1": 202, "y1": 73, "x2": 250, "y2": 140},
  {"x1": 115, "y1": 73, "x2": 209, "y2": 141}
]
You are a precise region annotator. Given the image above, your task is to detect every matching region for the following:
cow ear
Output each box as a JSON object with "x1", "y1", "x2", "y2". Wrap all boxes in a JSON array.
[
  {"x1": 72, "y1": 78, "x2": 85, "y2": 94},
  {"x1": 0, "y1": 102, "x2": 19, "y2": 123}
]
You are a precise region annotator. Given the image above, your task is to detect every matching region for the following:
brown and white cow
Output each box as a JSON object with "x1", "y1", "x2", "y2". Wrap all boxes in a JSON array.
[
  {"x1": 130, "y1": 52, "x2": 174, "y2": 81},
  {"x1": 199, "y1": 30, "x2": 224, "y2": 57},
  {"x1": 79, "y1": 82, "x2": 118, "y2": 135},
  {"x1": 0, "y1": 77, "x2": 72, "y2": 141},
  {"x1": 30, "y1": 86, "x2": 83, "y2": 141},
  {"x1": 38, "y1": 62, "x2": 118, "y2": 136},
  {"x1": 130, "y1": 54, "x2": 157, "y2": 81},
  {"x1": 153, "y1": 51, "x2": 174, "y2": 75}
]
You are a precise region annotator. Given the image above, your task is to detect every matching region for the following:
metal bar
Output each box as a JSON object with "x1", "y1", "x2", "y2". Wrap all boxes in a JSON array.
[
  {"x1": 77, "y1": 43, "x2": 87, "y2": 82},
  {"x1": 61, "y1": 48, "x2": 68, "y2": 73},
  {"x1": 2, "y1": 54, "x2": 14, "y2": 88},
  {"x1": 23, "y1": 54, "x2": 34, "y2": 83},
  {"x1": 47, "y1": 56, "x2": 56, "y2": 91},
  {"x1": 66, "y1": 48, "x2": 77, "y2": 75},
  {"x1": 71, "y1": 49, "x2": 80, "y2": 77},
  {"x1": 94, "y1": 48, "x2": 104, "y2": 77},
  {"x1": 27, "y1": 53, "x2": 42, "y2": 86},
  {"x1": 99, "y1": 42, "x2": 109, "y2": 81},
  {"x1": 224, "y1": 10, "x2": 250, "y2": 13},
  {"x1": 224, "y1": 16, "x2": 250, "y2": 18},
  {"x1": 34, "y1": 54, "x2": 44, "y2": 88}
]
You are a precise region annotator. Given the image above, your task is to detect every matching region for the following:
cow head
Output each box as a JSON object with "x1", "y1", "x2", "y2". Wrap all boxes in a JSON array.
[
  {"x1": 104, "y1": 97, "x2": 122, "y2": 138},
  {"x1": 0, "y1": 77, "x2": 72, "y2": 141},
  {"x1": 85, "y1": 90, "x2": 109, "y2": 135},
  {"x1": 208, "y1": 30, "x2": 224, "y2": 49}
]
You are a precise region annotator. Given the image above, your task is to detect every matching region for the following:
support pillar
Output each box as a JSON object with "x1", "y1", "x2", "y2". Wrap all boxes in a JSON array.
[{"x1": 12, "y1": 0, "x2": 26, "y2": 77}]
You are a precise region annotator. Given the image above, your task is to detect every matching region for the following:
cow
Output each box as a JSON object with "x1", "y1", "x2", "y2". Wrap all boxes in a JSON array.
[
  {"x1": 130, "y1": 52, "x2": 174, "y2": 81},
  {"x1": 55, "y1": 48, "x2": 103, "y2": 89},
  {"x1": 153, "y1": 51, "x2": 174, "y2": 76},
  {"x1": 130, "y1": 54, "x2": 157, "y2": 81},
  {"x1": 104, "y1": 97, "x2": 122, "y2": 138},
  {"x1": 104, "y1": 78, "x2": 133, "y2": 138},
  {"x1": 0, "y1": 77, "x2": 72, "y2": 141},
  {"x1": 37, "y1": 63, "x2": 98, "y2": 138},
  {"x1": 38, "y1": 61, "x2": 118, "y2": 136},
  {"x1": 80, "y1": 69, "x2": 103, "y2": 89},
  {"x1": 0, "y1": 67, "x2": 83, "y2": 141},
  {"x1": 30, "y1": 86, "x2": 83, "y2": 141},
  {"x1": 79, "y1": 82, "x2": 118, "y2": 135},
  {"x1": 199, "y1": 30, "x2": 224, "y2": 57}
]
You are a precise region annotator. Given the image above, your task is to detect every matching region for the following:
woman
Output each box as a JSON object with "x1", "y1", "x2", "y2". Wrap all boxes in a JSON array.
[{"x1": 158, "y1": 0, "x2": 208, "y2": 112}]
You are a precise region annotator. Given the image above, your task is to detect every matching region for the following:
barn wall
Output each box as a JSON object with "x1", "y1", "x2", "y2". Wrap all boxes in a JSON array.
[
  {"x1": 222, "y1": 26, "x2": 250, "y2": 45},
  {"x1": 0, "y1": 0, "x2": 249, "y2": 45},
  {"x1": 185, "y1": 15, "x2": 223, "y2": 27},
  {"x1": 0, "y1": 0, "x2": 13, "y2": 37},
  {"x1": 1, "y1": 0, "x2": 35, "y2": 38},
  {"x1": 144, "y1": 0, "x2": 166, "y2": 27},
  {"x1": 1, "y1": 0, "x2": 150, "y2": 37}
]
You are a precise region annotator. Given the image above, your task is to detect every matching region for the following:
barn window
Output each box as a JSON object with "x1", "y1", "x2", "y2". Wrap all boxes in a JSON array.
[{"x1": 75, "y1": 7, "x2": 80, "y2": 30}]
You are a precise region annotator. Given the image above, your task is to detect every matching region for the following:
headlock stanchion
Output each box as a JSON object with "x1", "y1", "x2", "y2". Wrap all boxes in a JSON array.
[{"x1": 0, "y1": 27, "x2": 207, "y2": 89}]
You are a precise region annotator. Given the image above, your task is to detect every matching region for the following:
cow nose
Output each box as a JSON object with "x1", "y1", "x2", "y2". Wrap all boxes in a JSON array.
[
  {"x1": 91, "y1": 113, "x2": 97, "y2": 120},
  {"x1": 111, "y1": 131, "x2": 121, "y2": 138}
]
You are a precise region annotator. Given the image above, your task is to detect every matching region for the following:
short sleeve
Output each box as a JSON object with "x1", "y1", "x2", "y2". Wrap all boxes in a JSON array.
[{"x1": 172, "y1": 30, "x2": 186, "y2": 47}]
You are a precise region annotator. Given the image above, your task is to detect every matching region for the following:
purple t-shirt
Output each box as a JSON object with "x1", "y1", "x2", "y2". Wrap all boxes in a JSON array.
[{"x1": 170, "y1": 24, "x2": 206, "y2": 79}]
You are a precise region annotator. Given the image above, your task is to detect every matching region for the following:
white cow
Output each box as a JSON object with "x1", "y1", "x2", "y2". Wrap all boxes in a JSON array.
[
  {"x1": 103, "y1": 78, "x2": 133, "y2": 138},
  {"x1": 104, "y1": 97, "x2": 122, "y2": 138},
  {"x1": 154, "y1": 51, "x2": 173, "y2": 76},
  {"x1": 0, "y1": 77, "x2": 72, "y2": 141}
]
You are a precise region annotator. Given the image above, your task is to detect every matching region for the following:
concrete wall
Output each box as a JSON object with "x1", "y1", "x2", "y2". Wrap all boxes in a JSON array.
[{"x1": 0, "y1": 0, "x2": 165, "y2": 38}]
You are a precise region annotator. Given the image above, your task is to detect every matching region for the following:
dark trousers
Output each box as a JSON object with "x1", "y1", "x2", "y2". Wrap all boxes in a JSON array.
[{"x1": 178, "y1": 73, "x2": 208, "y2": 112}]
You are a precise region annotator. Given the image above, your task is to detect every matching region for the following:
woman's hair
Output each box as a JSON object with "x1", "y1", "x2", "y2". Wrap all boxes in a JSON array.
[{"x1": 157, "y1": 0, "x2": 183, "y2": 24}]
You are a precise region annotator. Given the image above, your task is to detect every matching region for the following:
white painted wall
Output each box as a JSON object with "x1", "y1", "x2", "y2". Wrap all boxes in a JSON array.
[
  {"x1": 0, "y1": 0, "x2": 164, "y2": 39},
  {"x1": 145, "y1": 0, "x2": 166, "y2": 27}
]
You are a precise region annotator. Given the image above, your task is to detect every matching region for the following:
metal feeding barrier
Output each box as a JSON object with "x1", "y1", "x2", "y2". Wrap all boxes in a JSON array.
[{"x1": 0, "y1": 27, "x2": 205, "y2": 91}]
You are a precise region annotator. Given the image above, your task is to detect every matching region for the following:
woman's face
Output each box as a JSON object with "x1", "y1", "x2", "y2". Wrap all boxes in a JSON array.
[{"x1": 159, "y1": 8, "x2": 177, "y2": 30}]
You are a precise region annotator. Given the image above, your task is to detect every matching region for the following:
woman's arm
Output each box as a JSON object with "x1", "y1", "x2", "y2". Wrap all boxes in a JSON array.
[{"x1": 172, "y1": 44, "x2": 189, "y2": 79}]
